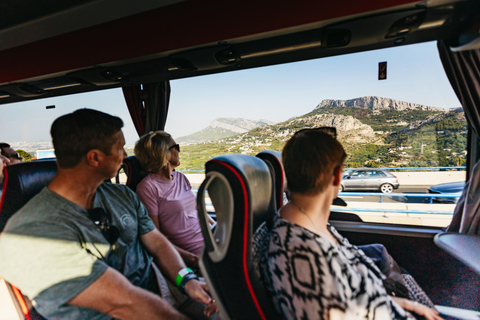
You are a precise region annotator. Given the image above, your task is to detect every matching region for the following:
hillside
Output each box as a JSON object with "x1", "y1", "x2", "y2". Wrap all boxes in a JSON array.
[
  {"x1": 175, "y1": 97, "x2": 467, "y2": 170},
  {"x1": 176, "y1": 117, "x2": 274, "y2": 144}
]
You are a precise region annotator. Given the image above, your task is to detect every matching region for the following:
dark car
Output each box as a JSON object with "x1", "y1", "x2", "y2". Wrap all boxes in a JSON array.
[
  {"x1": 340, "y1": 169, "x2": 399, "y2": 193},
  {"x1": 428, "y1": 181, "x2": 465, "y2": 203}
]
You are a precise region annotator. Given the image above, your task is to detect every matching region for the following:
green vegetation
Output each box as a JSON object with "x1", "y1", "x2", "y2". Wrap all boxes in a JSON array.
[
  {"x1": 17, "y1": 149, "x2": 33, "y2": 162},
  {"x1": 174, "y1": 105, "x2": 468, "y2": 171}
]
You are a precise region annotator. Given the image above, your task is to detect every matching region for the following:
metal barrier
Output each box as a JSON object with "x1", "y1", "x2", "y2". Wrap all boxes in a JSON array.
[
  {"x1": 383, "y1": 166, "x2": 465, "y2": 172},
  {"x1": 339, "y1": 192, "x2": 461, "y2": 204},
  {"x1": 193, "y1": 190, "x2": 460, "y2": 215},
  {"x1": 179, "y1": 166, "x2": 466, "y2": 174},
  {"x1": 332, "y1": 207, "x2": 454, "y2": 215}
]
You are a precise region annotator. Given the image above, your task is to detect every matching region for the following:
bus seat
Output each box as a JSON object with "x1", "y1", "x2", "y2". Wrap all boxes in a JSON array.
[
  {"x1": 122, "y1": 156, "x2": 148, "y2": 192},
  {"x1": 196, "y1": 154, "x2": 277, "y2": 320},
  {"x1": 0, "y1": 159, "x2": 56, "y2": 320},
  {"x1": 256, "y1": 150, "x2": 286, "y2": 211},
  {"x1": 0, "y1": 159, "x2": 57, "y2": 232}
]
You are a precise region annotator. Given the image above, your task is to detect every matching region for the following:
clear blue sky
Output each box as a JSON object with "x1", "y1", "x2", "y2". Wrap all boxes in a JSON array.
[{"x1": 1, "y1": 41, "x2": 460, "y2": 146}]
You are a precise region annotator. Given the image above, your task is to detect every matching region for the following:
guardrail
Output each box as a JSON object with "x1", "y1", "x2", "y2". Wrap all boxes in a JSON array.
[
  {"x1": 339, "y1": 192, "x2": 461, "y2": 204},
  {"x1": 383, "y1": 166, "x2": 465, "y2": 172},
  {"x1": 178, "y1": 166, "x2": 466, "y2": 174},
  {"x1": 332, "y1": 207, "x2": 454, "y2": 215},
  {"x1": 193, "y1": 189, "x2": 460, "y2": 216}
]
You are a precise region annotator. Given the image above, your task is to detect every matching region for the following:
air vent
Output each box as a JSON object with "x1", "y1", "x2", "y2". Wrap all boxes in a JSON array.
[
  {"x1": 19, "y1": 84, "x2": 45, "y2": 95},
  {"x1": 170, "y1": 58, "x2": 197, "y2": 71},
  {"x1": 385, "y1": 12, "x2": 426, "y2": 39},
  {"x1": 215, "y1": 48, "x2": 240, "y2": 65},
  {"x1": 101, "y1": 70, "x2": 125, "y2": 82},
  {"x1": 322, "y1": 29, "x2": 351, "y2": 48}
]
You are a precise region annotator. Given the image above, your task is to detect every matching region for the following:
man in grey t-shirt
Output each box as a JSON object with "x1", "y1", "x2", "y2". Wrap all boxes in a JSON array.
[{"x1": 0, "y1": 109, "x2": 217, "y2": 319}]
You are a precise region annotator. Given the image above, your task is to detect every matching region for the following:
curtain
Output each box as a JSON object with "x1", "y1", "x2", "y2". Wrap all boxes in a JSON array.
[
  {"x1": 438, "y1": 41, "x2": 480, "y2": 234},
  {"x1": 438, "y1": 41, "x2": 480, "y2": 137},
  {"x1": 122, "y1": 81, "x2": 171, "y2": 137},
  {"x1": 144, "y1": 81, "x2": 171, "y2": 133},
  {"x1": 122, "y1": 85, "x2": 146, "y2": 137}
]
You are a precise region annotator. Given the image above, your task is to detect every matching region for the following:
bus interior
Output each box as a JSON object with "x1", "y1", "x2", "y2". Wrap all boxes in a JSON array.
[{"x1": 1, "y1": 0, "x2": 480, "y2": 319}]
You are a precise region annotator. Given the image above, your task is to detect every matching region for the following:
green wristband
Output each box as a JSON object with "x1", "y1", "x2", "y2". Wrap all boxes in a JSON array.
[{"x1": 176, "y1": 267, "x2": 194, "y2": 287}]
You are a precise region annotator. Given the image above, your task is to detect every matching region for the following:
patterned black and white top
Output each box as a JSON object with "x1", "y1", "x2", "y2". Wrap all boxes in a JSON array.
[{"x1": 254, "y1": 217, "x2": 413, "y2": 320}]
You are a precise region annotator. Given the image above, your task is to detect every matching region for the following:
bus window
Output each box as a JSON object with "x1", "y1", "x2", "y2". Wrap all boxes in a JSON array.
[{"x1": 166, "y1": 41, "x2": 463, "y2": 228}]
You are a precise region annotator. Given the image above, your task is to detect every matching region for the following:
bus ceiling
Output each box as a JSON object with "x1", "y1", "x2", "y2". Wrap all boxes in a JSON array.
[{"x1": 0, "y1": 0, "x2": 478, "y2": 105}]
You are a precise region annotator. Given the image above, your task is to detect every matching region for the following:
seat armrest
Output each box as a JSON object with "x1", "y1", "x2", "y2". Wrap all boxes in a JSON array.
[
  {"x1": 434, "y1": 233, "x2": 480, "y2": 275},
  {"x1": 435, "y1": 305, "x2": 480, "y2": 320}
]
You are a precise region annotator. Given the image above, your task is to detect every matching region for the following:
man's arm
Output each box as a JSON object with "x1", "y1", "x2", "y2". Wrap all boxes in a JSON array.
[
  {"x1": 68, "y1": 267, "x2": 189, "y2": 320},
  {"x1": 174, "y1": 244, "x2": 199, "y2": 269},
  {"x1": 140, "y1": 229, "x2": 215, "y2": 311}
]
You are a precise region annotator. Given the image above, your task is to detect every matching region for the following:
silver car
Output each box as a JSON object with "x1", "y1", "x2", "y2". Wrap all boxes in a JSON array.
[{"x1": 340, "y1": 169, "x2": 399, "y2": 193}]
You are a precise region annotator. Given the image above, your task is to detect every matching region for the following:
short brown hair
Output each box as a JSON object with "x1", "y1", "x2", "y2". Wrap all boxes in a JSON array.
[
  {"x1": 134, "y1": 131, "x2": 172, "y2": 172},
  {"x1": 283, "y1": 129, "x2": 347, "y2": 195},
  {"x1": 51, "y1": 109, "x2": 124, "y2": 168}
]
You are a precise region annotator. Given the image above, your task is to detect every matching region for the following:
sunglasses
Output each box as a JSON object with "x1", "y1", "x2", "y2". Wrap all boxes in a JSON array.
[
  {"x1": 169, "y1": 144, "x2": 180, "y2": 152},
  {"x1": 88, "y1": 208, "x2": 120, "y2": 245},
  {"x1": 295, "y1": 126, "x2": 337, "y2": 139}
]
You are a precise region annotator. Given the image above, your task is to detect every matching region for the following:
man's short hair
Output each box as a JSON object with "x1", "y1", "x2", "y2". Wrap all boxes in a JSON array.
[
  {"x1": 0, "y1": 143, "x2": 11, "y2": 157},
  {"x1": 134, "y1": 131, "x2": 172, "y2": 172},
  {"x1": 51, "y1": 109, "x2": 124, "y2": 168},
  {"x1": 283, "y1": 128, "x2": 347, "y2": 195}
]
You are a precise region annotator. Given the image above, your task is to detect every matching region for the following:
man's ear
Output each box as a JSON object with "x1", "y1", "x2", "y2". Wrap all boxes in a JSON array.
[
  {"x1": 333, "y1": 165, "x2": 343, "y2": 186},
  {"x1": 86, "y1": 149, "x2": 102, "y2": 167}
]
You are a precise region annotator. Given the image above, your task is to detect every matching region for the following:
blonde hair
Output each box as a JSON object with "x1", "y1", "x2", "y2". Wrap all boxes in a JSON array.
[{"x1": 134, "y1": 131, "x2": 172, "y2": 172}]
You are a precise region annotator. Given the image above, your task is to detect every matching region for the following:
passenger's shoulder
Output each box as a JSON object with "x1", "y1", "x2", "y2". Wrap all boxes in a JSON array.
[
  {"x1": 173, "y1": 171, "x2": 186, "y2": 179},
  {"x1": 136, "y1": 173, "x2": 152, "y2": 186},
  {"x1": 99, "y1": 181, "x2": 136, "y2": 198},
  {"x1": 3, "y1": 190, "x2": 74, "y2": 234}
]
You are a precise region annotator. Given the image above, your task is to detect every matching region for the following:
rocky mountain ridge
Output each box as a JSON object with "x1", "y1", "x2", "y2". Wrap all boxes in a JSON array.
[{"x1": 315, "y1": 96, "x2": 446, "y2": 112}]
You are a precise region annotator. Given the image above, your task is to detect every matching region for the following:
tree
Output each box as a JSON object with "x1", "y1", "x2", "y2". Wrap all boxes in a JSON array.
[{"x1": 16, "y1": 149, "x2": 33, "y2": 162}]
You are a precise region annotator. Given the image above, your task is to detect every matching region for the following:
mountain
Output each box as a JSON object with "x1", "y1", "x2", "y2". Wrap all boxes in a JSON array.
[
  {"x1": 245, "y1": 113, "x2": 382, "y2": 146},
  {"x1": 178, "y1": 96, "x2": 467, "y2": 170},
  {"x1": 315, "y1": 96, "x2": 445, "y2": 112},
  {"x1": 176, "y1": 117, "x2": 275, "y2": 144}
]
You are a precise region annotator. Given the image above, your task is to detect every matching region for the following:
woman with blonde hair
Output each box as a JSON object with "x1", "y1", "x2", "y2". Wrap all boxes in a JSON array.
[{"x1": 135, "y1": 131, "x2": 215, "y2": 269}]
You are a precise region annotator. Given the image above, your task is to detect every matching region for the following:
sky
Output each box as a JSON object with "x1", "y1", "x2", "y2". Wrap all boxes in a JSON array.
[{"x1": 1, "y1": 41, "x2": 460, "y2": 146}]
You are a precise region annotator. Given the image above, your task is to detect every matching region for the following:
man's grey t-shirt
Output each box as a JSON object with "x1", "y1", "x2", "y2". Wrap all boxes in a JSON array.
[{"x1": 0, "y1": 182, "x2": 156, "y2": 319}]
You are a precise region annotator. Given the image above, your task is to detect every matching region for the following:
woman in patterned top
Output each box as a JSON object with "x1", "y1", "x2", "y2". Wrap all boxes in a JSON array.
[{"x1": 261, "y1": 127, "x2": 442, "y2": 320}]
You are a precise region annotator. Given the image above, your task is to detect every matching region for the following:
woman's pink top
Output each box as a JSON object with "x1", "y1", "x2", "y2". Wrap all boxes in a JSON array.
[{"x1": 136, "y1": 171, "x2": 203, "y2": 255}]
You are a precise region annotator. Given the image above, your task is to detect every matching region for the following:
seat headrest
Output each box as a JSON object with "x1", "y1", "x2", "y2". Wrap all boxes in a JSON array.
[
  {"x1": 256, "y1": 150, "x2": 287, "y2": 210},
  {"x1": 196, "y1": 154, "x2": 276, "y2": 320},
  {"x1": 122, "y1": 156, "x2": 148, "y2": 192},
  {"x1": 0, "y1": 159, "x2": 57, "y2": 232},
  {"x1": 206, "y1": 154, "x2": 273, "y2": 232}
]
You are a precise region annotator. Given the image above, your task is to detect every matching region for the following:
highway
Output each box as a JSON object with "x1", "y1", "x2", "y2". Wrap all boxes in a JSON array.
[{"x1": 340, "y1": 185, "x2": 436, "y2": 204}]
